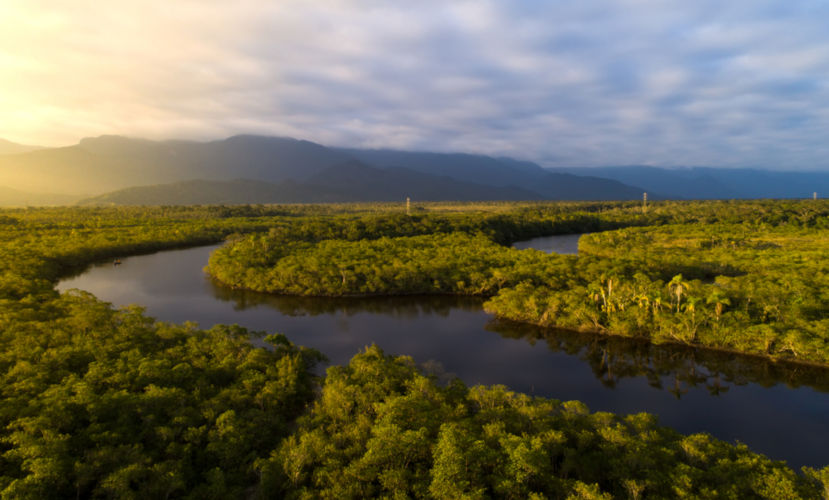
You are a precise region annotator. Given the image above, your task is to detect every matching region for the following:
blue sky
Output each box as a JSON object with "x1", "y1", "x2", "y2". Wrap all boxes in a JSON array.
[{"x1": 2, "y1": 1, "x2": 829, "y2": 169}]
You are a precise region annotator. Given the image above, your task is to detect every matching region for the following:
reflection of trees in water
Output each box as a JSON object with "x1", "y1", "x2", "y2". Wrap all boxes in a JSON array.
[
  {"x1": 208, "y1": 279, "x2": 484, "y2": 318},
  {"x1": 210, "y1": 278, "x2": 829, "y2": 397},
  {"x1": 487, "y1": 319, "x2": 829, "y2": 396}
]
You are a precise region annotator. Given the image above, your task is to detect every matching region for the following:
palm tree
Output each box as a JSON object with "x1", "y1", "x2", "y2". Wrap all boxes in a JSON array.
[
  {"x1": 706, "y1": 290, "x2": 731, "y2": 322},
  {"x1": 668, "y1": 274, "x2": 689, "y2": 312},
  {"x1": 633, "y1": 292, "x2": 650, "y2": 310},
  {"x1": 650, "y1": 291, "x2": 665, "y2": 316},
  {"x1": 678, "y1": 296, "x2": 703, "y2": 343},
  {"x1": 682, "y1": 296, "x2": 702, "y2": 323}
]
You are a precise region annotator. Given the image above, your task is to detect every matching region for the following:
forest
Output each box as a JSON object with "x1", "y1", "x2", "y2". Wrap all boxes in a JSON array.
[
  {"x1": 208, "y1": 200, "x2": 829, "y2": 365},
  {"x1": 0, "y1": 201, "x2": 827, "y2": 498}
]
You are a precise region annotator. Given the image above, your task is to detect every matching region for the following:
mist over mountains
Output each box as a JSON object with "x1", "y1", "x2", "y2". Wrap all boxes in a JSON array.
[
  {"x1": 0, "y1": 134, "x2": 825, "y2": 206},
  {"x1": 0, "y1": 135, "x2": 349, "y2": 196},
  {"x1": 0, "y1": 138, "x2": 43, "y2": 156},
  {"x1": 550, "y1": 166, "x2": 829, "y2": 200},
  {"x1": 79, "y1": 161, "x2": 551, "y2": 206},
  {"x1": 0, "y1": 135, "x2": 645, "y2": 205},
  {"x1": 0, "y1": 185, "x2": 81, "y2": 207}
]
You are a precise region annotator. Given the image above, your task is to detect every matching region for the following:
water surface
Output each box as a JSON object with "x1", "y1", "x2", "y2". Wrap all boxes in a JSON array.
[
  {"x1": 512, "y1": 233, "x2": 583, "y2": 254},
  {"x1": 57, "y1": 240, "x2": 829, "y2": 469}
]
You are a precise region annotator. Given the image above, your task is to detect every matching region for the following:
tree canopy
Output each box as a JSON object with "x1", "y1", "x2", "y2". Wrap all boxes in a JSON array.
[{"x1": 0, "y1": 201, "x2": 826, "y2": 498}]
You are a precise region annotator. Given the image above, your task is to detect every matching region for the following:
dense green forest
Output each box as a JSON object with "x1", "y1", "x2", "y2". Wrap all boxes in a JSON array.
[
  {"x1": 208, "y1": 200, "x2": 829, "y2": 365},
  {"x1": 485, "y1": 222, "x2": 829, "y2": 363},
  {"x1": 1, "y1": 202, "x2": 828, "y2": 498},
  {"x1": 261, "y1": 345, "x2": 818, "y2": 499}
]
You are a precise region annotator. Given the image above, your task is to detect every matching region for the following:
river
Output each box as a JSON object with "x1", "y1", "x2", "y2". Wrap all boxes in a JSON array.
[{"x1": 57, "y1": 235, "x2": 829, "y2": 469}]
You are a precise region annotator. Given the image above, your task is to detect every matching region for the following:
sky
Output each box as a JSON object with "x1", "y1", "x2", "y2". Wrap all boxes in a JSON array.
[{"x1": 2, "y1": 1, "x2": 829, "y2": 169}]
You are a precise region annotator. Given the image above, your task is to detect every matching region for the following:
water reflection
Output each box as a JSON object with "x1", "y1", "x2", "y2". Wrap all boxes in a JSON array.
[
  {"x1": 512, "y1": 233, "x2": 583, "y2": 254},
  {"x1": 487, "y1": 320, "x2": 829, "y2": 396},
  {"x1": 208, "y1": 277, "x2": 829, "y2": 398},
  {"x1": 57, "y1": 243, "x2": 829, "y2": 468},
  {"x1": 208, "y1": 258, "x2": 829, "y2": 399},
  {"x1": 208, "y1": 279, "x2": 484, "y2": 318}
]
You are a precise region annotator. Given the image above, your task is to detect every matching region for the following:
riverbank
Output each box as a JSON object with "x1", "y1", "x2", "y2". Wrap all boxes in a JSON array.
[
  {"x1": 207, "y1": 205, "x2": 829, "y2": 367},
  {"x1": 1, "y1": 202, "x2": 827, "y2": 497}
]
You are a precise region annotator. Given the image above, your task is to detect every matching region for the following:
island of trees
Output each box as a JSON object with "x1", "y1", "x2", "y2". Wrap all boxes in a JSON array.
[
  {"x1": 0, "y1": 201, "x2": 827, "y2": 498},
  {"x1": 208, "y1": 200, "x2": 829, "y2": 366}
]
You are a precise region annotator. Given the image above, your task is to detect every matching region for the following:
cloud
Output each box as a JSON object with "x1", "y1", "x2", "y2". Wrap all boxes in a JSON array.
[{"x1": 1, "y1": 0, "x2": 828, "y2": 169}]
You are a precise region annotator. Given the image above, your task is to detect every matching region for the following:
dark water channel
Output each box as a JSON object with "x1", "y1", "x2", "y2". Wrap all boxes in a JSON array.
[
  {"x1": 511, "y1": 233, "x2": 583, "y2": 254},
  {"x1": 57, "y1": 236, "x2": 829, "y2": 469}
]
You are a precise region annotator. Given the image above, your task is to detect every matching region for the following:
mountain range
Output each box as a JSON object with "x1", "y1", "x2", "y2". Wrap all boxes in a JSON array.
[
  {"x1": 549, "y1": 166, "x2": 828, "y2": 200},
  {"x1": 0, "y1": 135, "x2": 646, "y2": 205},
  {"x1": 79, "y1": 162, "x2": 547, "y2": 205},
  {"x1": 0, "y1": 135, "x2": 825, "y2": 206}
]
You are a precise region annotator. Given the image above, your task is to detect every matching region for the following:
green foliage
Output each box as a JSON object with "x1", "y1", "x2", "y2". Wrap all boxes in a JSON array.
[
  {"x1": 0, "y1": 201, "x2": 826, "y2": 498},
  {"x1": 211, "y1": 232, "x2": 550, "y2": 296},
  {"x1": 486, "y1": 221, "x2": 829, "y2": 364},
  {"x1": 258, "y1": 346, "x2": 817, "y2": 499},
  {"x1": 206, "y1": 199, "x2": 829, "y2": 365},
  {"x1": 205, "y1": 208, "x2": 618, "y2": 293},
  {"x1": 0, "y1": 291, "x2": 323, "y2": 498}
]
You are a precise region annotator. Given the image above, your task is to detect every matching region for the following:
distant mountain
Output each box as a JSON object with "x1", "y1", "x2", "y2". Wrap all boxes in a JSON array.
[
  {"x1": 0, "y1": 138, "x2": 43, "y2": 155},
  {"x1": 690, "y1": 168, "x2": 828, "y2": 199},
  {"x1": 549, "y1": 166, "x2": 829, "y2": 199},
  {"x1": 305, "y1": 160, "x2": 546, "y2": 201},
  {"x1": 0, "y1": 185, "x2": 82, "y2": 206},
  {"x1": 79, "y1": 179, "x2": 329, "y2": 206},
  {"x1": 335, "y1": 149, "x2": 550, "y2": 185},
  {"x1": 80, "y1": 161, "x2": 548, "y2": 205},
  {"x1": 0, "y1": 134, "x2": 649, "y2": 203},
  {"x1": 0, "y1": 135, "x2": 351, "y2": 195},
  {"x1": 335, "y1": 148, "x2": 646, "y2": 200}
]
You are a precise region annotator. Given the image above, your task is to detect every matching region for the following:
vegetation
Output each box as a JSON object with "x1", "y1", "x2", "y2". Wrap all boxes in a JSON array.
[
  {"x1": 0, "y1": 202, "x2": 827, "y2": 497},
  {"x1": 487, "y1": 319, "x2": 829, "y2": 396},
  {"x1": 0, "y1": 205, "x2": 322, "y2": 497},
  {"x1": 260, "y1": 345, "x2": 822, "y2": 499},
  {"x1": 208, "y1": 200, "x2": 829, "y2": 365},
  {"x1": 0, "y1": 293, "x2": 322, "y2": 498},
  {"x1": 0, "y1": 134, "x2": 647, "y2": 205},
  {"x1": 486, "y1": 220, "x2": 829, "y2": 363}
]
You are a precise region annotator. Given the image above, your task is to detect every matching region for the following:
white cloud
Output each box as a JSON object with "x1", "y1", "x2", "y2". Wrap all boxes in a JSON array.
[{"x1": 1, "y1": 0, "x2": 828, "y2": 168}]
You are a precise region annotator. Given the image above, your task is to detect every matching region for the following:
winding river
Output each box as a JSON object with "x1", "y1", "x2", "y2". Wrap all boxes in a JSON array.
[{"x1": 57, "y1": 235, "x2": 829, "y2": 469}]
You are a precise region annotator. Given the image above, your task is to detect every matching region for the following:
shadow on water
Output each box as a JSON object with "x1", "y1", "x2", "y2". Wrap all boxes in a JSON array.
[
  {"x1": 209, "y1": 277, "x2": 829, "y2": 398},
  {"x1": 208, "y1": 279, "x2": 485, "y2": 318},
  {"x1": 487, "y1": 319, "x2": 829, "y2": 396},
  {"x1": 512, "y1": 233, "x2": 583, "y2": 254}
]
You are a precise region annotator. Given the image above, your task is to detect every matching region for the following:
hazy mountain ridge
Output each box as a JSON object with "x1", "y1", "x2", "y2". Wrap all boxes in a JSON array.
[
  {"x1": 549, "y1": 166, "x2": 829, "y2": 199},
  {"x1": 79, "y1": 179, "x2": 332, "y2": 206},
  {"x1": 0, "y1": 185, "x2": 83, "y2": 206},
  {"x1": 0, "y1": 135, "x2": 353, "y2": 195},
  {"x1": 0, "y1": 138, "x2": 43, "y2": 155},
  {"x1": 333, "y1": 148, "x2": 647, "y2": 200},
  {"x1": 0, "y1": 135, "x2": 650, "y2": 204},
  {"x1": 3, "y1": 132, "x2": 823, "y2": 205},
  {"x1": 79, "y1": 161, "x2": 547, "y2": 205},
  {"x1": 303, "y1": 160, "x2": 545, "y2": 201},
  {"x1": 334, "y1": 148, "x2": 550, "y2": 185}
]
